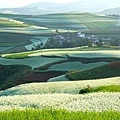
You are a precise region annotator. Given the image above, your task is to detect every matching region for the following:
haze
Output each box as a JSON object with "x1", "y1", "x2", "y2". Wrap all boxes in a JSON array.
[
  {"x1": 0, "y1": 0, "x2": 81, "y2": 8},
  {"x1": 0, "y1": 0, "x2": 120, "y2": 9}
]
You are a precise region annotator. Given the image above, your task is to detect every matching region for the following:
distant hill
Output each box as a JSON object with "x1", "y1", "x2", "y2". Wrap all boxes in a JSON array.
[
  {"x1": 99, "y1": 7, "x2": 120, "y2": 15},
  {"x1": 0, "y1": 0, "x2": 120, "y2": 15}
]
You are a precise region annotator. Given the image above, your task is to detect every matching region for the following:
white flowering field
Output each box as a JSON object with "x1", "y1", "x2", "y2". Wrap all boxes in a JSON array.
[
  {"x1": 0, "y1": 77, "x2": 119, "y2": 96},
  {"x1": 0, "y1": 77, "x2": 120, "y2": 112},
  {"x1": 0, "y1": 93, "x2": 120, "y2": 112}
]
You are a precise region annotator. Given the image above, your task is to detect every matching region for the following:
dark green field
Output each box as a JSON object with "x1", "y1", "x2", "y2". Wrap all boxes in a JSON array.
[
  {"x1": 66, "y1": 62, "x2": 120, "y2": 80},
  {"x1": 0, "y1": 64, "x2": 32, "y2": 90}
]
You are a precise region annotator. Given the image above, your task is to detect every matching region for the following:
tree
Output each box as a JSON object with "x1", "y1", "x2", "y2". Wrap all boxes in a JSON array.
[{"x1": 55, "y1": 29, "x2": 59, "y2": 33}]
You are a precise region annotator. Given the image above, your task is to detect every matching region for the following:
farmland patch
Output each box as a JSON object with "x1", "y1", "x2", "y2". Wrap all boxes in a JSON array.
[
  {"x1": 22, "y1": 71, "x2": 65, "y2": 83},
  {"x1": 68, "y1": 50, "x2": 120, "y2": 58},
  {"x1": 66, "y1": 64, "x2": 120, "y2": 81},
  {"x1": 0, "y1": 56, "x2": 67, "y2": 69},
  {"x1": 25, "y1": 36, "x2": 49, "y2": 50},
  {"x1": 0, "y1": 46, "x2": 14, "y2": 52},
  {"x1": 48, "y1": 62, "x2": 108, "y2": 71}
]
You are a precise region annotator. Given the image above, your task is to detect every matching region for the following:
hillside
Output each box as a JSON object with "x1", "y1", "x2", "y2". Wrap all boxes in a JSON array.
[
  {"x1": 0, "y1": 12, "x2": 120, "y2": 53},
  {"x1": 0, "y1": 2, "x2": 120, "y2": 118},
  {"x1": 0, "y1": 77, "x2": 119, "y2": 113},
  {"x1": 21, "y1": 12, "x2": 120, "y2": 31},
  {"x1": 0, "y1": 77, "x2": 119, "y2": 96},
  {"x1": 67, "y1": 62, "x2": 120, "y2": 80},
  {"x1": 0, "y1": 64, "x2": 32, "y2": 90},
  {"x1": 99, "y1": 7, "x2": 120, "y2": 15},
  {"x1": 0, "y1": 0, "x2": 120, "y2": 15},
  {"x1": 0, "y1": 50, "x2": 119, "y2": 90}
]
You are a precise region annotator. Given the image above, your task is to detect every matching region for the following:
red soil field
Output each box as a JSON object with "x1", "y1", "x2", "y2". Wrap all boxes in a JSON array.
[
  {"x1": 109, "y1": 62, "x2": 120, "y2": 69},
  {"x1": 10, "y1": 71, "x2": 65, "y2": 87}
]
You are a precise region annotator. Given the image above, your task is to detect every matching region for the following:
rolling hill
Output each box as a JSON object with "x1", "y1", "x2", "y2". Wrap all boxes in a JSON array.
[
  {"x1": 0, "y1": 2, "x2": 120, "y2": 118},
  {"x1": 1, "y1": 12, "x2": 120, "y2": 53},
  {"x1": 0, "y1": 0, "x2": 120, "y2": 15},
  {"x1": 99, "y1": 7, "x2": 120, "y2": 15}
]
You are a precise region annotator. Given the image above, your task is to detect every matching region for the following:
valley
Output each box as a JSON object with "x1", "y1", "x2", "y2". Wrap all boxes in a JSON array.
[{"x1": 0, "y1": 10, "x2": 120, "y2": 119}]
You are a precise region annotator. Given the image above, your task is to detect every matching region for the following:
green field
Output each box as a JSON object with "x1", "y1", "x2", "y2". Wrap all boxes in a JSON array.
[
  {"x1": 0, "y1": 109, "x2": 120, "y2": 120},
  {"x1": 0, "y1": 18, "x2": 28, "y2": 27},
  {"x1": 79, "y1": 85, "x2": 120, "y2": 94},
  {"x1": 66, "y1": 64, "x2": 120, "y2": 80}
]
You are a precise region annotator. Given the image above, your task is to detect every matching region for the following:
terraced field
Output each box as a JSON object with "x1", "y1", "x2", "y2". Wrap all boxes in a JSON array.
[
  {"x1": 0, "y1": 12, "x2": 120, "y2": 120},
  {"x1": 0, "y1": 49, "x2": 119, "y2": 87},
  {"x1": 0, "y1": 18, "x2": 27, "y2": 27},
  {"x1": 1, "y1": 12, "x2": 120, "y2": 54},
  {"x1": 22, "y1": 13, "x2": 119, "y2": 31},
  {"x1": 0, "y1": 56, "x2": 67, "y2": 68}
]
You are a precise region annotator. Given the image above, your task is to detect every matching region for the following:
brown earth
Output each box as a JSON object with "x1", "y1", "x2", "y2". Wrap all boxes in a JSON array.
[
  {"x1": 9, "y1": 71, "x2": 65, "y2": 88},
  {"x1": 109, "y1": 62, "x2": 120, "y2": 69}
]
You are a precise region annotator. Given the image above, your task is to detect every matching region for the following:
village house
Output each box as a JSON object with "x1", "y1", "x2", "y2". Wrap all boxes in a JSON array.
[{"x1": 77, "y1": 32, "x2": 85, "y2": 38}]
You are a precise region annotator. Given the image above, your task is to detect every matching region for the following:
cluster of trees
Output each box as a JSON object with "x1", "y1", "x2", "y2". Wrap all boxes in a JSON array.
[
  {"x1": 108, "y1": 14, "x2": 120, "y2": 17},
  {"x1": 111, "y1": 39, "x2": 120, "y2": 46},
  {"x1": 31, "y1": 42, "x2": 43, "y2": 50},
  {"x1": 45, "y1": 37, "x2": 93, "y2": 48}
]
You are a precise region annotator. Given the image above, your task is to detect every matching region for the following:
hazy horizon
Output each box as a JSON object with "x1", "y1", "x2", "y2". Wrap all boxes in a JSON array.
[
  {"x1": 0, "y1": 0, "x2": 120, "y2": 10},
  {"x1": 0, "y1": 0, "x2": 82, "y2": 8}
]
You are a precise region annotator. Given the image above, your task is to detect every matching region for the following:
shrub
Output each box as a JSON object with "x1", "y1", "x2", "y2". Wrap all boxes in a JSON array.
[{"x1": 79, "y1": 85, "x2": 92, "y2": 94}]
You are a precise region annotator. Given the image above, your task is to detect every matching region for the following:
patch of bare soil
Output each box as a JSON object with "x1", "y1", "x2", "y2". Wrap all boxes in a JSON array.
[
  {"x1": 109, "y1": 62, "x2": 120, "y2": 69},
  {"x1": 10, "y1": 71, "x2": 65, "y2": 86}
]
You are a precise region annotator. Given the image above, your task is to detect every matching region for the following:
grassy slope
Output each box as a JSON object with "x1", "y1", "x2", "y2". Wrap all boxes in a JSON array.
[
  {"x1": 0, "y1": 18, "x2": 28, "y2": 27},
  {"x1": 79, "y1": 85, "x2": 120, "y2": 94},
  {"x1": 67, "y1": 64, "x2": 120, "y2": 80},
  {"x1": 35, "y1": 13, "x2": 118, "y2": 30},
  {"x1": 0, "y1": 14, "x2": 32, "y2": 53},
  {"x1": 93, "y1": 85, "x2": 120, "y2": 92},
  {"x1": 2, "y1": 12, "x2": 120, "y2": 33},
  {"x1": 0, "y1": 33, "x2": 30, "y2": 47}
]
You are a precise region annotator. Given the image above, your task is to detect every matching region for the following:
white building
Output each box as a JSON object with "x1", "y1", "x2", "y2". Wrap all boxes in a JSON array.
[{"x1": 77, "y1": 32, "x2": 85, "y2": 38}]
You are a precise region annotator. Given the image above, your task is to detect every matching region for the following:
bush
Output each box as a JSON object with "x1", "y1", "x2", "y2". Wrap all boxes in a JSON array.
[{"x1": 79, "y1": 85, "x2": 92, "y2": 94}]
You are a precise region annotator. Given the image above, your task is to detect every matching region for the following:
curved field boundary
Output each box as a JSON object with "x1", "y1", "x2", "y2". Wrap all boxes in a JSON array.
[{"x1": 0, "y1": 77, "x2": 119, "y2": 96}]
